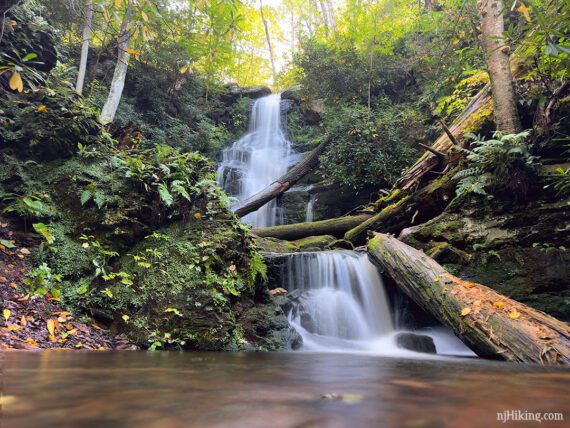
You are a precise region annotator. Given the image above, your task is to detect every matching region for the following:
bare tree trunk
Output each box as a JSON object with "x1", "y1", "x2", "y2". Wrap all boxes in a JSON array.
[
  {"x1": 76, "y1": 2, "x2": 94, "y2": 95},
  {"x1": 100, "y1": 0, "x2": 134, "y2": 124},
  {"x1": 477, "y1": 0, "x2": 521, "y2": 133},
  {"x1": 259, "y1": 0, "x2": 277, "y2": 84},
  {"x1": 318, "y1": 0, "x2": 330, "y2": 37},
  {"x1": 324, "y1": 0, "x2": 336, "y2": 33},
  {"x1": 368, "y1": 233, "x2": 570, "y2": 365}
]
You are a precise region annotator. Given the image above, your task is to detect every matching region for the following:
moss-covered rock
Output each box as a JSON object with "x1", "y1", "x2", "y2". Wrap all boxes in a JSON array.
[{"x1": 403, "y1": 196, "x2": 570, "y2": 321}]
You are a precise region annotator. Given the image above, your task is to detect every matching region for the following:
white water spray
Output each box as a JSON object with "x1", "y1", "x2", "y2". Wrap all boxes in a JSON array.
[
  {"x1": 285, "y1": 251, "x2": 398, "y2": 352},
  {"x1": 218, "y1": 94, "x2": 292, "y2": 227}
]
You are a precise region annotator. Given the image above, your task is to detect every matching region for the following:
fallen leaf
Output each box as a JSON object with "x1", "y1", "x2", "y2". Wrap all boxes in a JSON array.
[
  {"x1": 493, "y1": 301, "x2": 505, "y2": 308},
  {"x1": 0, "y1": 276, "x2": 7, "y2": 282},
  {"x1": 47, "y1": 319, "x2": 55, "y2": 336},
  {"x1": 9, "y1": 71, "x2": 23, "y2": 92},
  {"x1": 194, "y1": 212, "x2": 202, "y2": 220},
  {"x1": 508, "y1": 309, "x2": 521, "y2": 320},
  {"x1": 20, "y1": 315, "x2": 27, "y2": 326},
  {"x1": 3, "y1": 309, "x2": 10, "y2": 322},
  {"x1": 19, "y1": 248, "x2": 31, "y2": 255},
  {"x1": 460, "y1": 308, "x2": 471, "y2": 317},
  {"x1": 518, "y1": 4, "x2": 531, "y2": 22},
  {"x1": 24, "y1": 338, "x2": 38, "y2": 347}
]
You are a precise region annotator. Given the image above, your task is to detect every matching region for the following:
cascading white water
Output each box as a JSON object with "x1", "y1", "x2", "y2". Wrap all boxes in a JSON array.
[
  {"x1": 285, "y1": 251, "x2": 399, "y2": 352},
  {"x1": 305, "y1": 194, "x2": 316, "y2": 222},
  {"x1": 217, "y1": 94, "x2": 292, "y2": 227}
]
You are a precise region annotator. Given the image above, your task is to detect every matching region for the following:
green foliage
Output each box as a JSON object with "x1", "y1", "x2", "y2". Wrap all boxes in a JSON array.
[
  {"x1": 436, "y1": 71, "x2": 489, "y2": 122},
  {"x1": 24, "y1": 263, "x2": 62, "y2": 298},
  {"x1": 454, "y1": 131, "x2": 539, "y2": 199},
  {"x1": 319, "y1": 102, "x2": 422, "y2": 190}
]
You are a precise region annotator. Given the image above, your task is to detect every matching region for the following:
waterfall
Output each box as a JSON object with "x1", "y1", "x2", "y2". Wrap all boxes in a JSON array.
[
  {"x1": 285, "y1": 251, "x2": 397, "y2": 352},
  {"x1": 305, "y1": 194, "x2": 316, "y2": 222},
  {"x1": 217, "y1": 94, "x2": 292, "y2": 227}
]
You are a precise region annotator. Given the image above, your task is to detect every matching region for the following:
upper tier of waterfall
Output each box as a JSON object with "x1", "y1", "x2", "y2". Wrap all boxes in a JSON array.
[{"x1": 217, "y1": 94, "x2": 292, "y2": 227}]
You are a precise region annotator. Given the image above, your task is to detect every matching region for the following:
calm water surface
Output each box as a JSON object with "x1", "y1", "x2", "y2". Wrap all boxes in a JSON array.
[{"x1": 1, "y1": 351, "x2": 569, "y2": 428}]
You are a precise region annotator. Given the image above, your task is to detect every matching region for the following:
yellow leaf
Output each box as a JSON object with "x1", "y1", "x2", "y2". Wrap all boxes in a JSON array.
[
  {"x1": 460, "y1": 307, "x2": 471, "y2": 317},
  {"x1": 3, "y1": 309, "x2": 10, "y2": 322},
  {"x1": 493, "y1": 301, "x2": 505, "y2": 308},
  {"x1": 508, "y1": 309, "x2": 521, "y2": 320},
  {"x1": 518, "y1": 4, "x2": 531, "y2": 22},
  {"x1": 24, "y1": 338, "x2": 38, "y2": 347},
  {"x1": 141, "y1": 11, "x2": 148, "y2": 22},
  {"x1": 194, "y1": 212, "x2": 202, "y2": 220},
  {"x1": 179, "y1": 65, "x2": 188, "y2": 74},
  {"x1": 125, "y1": 48, "x2": 139, "y2": 55},
  {"x1": 47, "y1": 319, "x2": 55, "y2": 336},
  {"x1": 433, "y1": 277, "x2": 440, "y2": 282},
  {"x1": 114, "y1": 0, "x2": 122, "y2": 8},
  {"x1": 38, "y1": 105, "x2": 47, "y2": 112},
  {"x1": 9, "y1": 71, "x2": 23, "y2": 92}
]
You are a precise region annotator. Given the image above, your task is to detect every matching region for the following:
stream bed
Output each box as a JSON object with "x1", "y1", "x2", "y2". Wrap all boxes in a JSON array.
[{"x1": 2, "y1": 351, "x2": 569, "y2": 427}]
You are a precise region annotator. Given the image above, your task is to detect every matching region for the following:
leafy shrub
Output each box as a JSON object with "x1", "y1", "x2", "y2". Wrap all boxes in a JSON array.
[
  {"x1": 454, "y1": 130, "x2": 539, "y2": 199},
  {"x1": 319, "y1": 102, "x2": 423, "y2": 190}
]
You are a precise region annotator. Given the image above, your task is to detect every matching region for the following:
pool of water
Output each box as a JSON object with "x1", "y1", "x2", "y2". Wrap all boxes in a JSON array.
[{"x1": 2, "y1": 351, "x2": 569, "y2": 427}]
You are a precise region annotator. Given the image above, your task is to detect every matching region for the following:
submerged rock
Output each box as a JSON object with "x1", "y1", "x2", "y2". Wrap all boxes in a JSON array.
[{"x1": 395, "y1": 332, "x2": 436, "y2": 354}]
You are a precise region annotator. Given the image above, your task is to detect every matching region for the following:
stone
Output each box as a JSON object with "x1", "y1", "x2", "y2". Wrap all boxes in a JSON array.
[
  {"x1": 270, "y1": 287, "x2": 288, "y2": 297},
  {"x1": 395, "y1": 332, "x2": 437, "y2": 354}
]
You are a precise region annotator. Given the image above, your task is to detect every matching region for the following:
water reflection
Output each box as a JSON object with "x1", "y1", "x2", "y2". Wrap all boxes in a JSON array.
[{"x1": 2, "y1": 351, "x2": 569, "y2": 427}]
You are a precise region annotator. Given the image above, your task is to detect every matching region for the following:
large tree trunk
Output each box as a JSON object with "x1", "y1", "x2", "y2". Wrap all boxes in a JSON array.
[
  {"x1": 477, "y1": 0, "x2": 521, "y2": 133},
  {"x1": 252, "y1": 214, "x2": 372, "y2": 240},
  {"x1": 100, "y1": 0, "x2": 134, "y2": 124},
  {"x1": 368, "y1": 233, "x2": 570, "y2": 365},
  {"x1": 76, "y1": 2, "x2": 94, "y2": 95},
  {"x1": 234, "y1": 139, "x2": 332, "y2": 218}
]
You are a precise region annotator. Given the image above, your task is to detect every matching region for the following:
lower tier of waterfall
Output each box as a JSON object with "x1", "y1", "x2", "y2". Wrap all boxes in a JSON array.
[{"x1": 282, "y1": 250, "x2": 475, "y2": 357}]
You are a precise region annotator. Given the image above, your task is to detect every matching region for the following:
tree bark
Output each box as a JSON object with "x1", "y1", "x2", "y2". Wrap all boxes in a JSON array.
[
  {"x1": 345, "y1": 166, "x2": 460, "y2": 244},
  {"x1": 259, "y1": 0, "x2": 277, "y2": 84},
  {"x1": 477, "y1": 0, "x2": 521, "y2": 133},
  {"x1": 76, "y1": 2, "x2": 94, "y2": 95},
  {"x1": 252, "y1": 214, "x2": 372, "y2": 240},
  {"x1": 368, "y1": 233, "x2": 570, "y2": 365},
  {"x1": 100, "y1": 0, "x2": 134, "y2": 124},
  {"x1": 234, "y1": 139, "x2": 332, "y2": 218}
]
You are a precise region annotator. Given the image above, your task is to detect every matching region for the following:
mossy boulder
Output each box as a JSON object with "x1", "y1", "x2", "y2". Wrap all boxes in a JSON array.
[{"x1": 403, "y1": 196, "x2": 570, "y2": 321}]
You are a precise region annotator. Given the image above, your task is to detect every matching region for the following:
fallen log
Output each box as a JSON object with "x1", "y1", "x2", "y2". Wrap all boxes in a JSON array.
[
  {"x1": 252, "y1": 214, "x2": 372, "y2": 240},
  {"x1": 396, "y1": 87, "x2": 493, "y2": 191},
  {"x1": 234, "y1": 139, "x2": 332, "y2": 218},
  {"x1": 368, "y1": 233, "x2": 570, "y2": 365},
  {"x1": 345, "y1": 166, "x2": 459, "y2": 244}
]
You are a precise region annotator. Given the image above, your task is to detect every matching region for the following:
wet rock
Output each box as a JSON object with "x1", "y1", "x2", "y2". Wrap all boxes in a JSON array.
[
  {"x1": 395, "y1": 332, "x2": 436, "y2": 354},
  {"x1": 270, "y1": 287, "x2": 288, "y2": 297},
  {"x1": 222, "y1": 84, "x2": 272, "y2": 102},
  {"x1": 281, "y1": 85, "x2": 302, "y2": 103}
]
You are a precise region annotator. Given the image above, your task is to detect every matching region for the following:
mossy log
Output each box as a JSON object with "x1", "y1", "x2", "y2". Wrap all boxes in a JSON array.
[
  {"x1": 396, "y1": 87, "x2": 493, "y2": 191},
  {"x1": 235, "y1": 139, "x2": 332, "y2": 218},
  {"x1": 368, "y1": 233, "x2": 570, "y2": 365},
  {"x1": 252, "y1": 214, "x2": 372, "y2": 240},
  {"x1": 345, "y1": 166, "x2": 460, "y2": 244}
]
